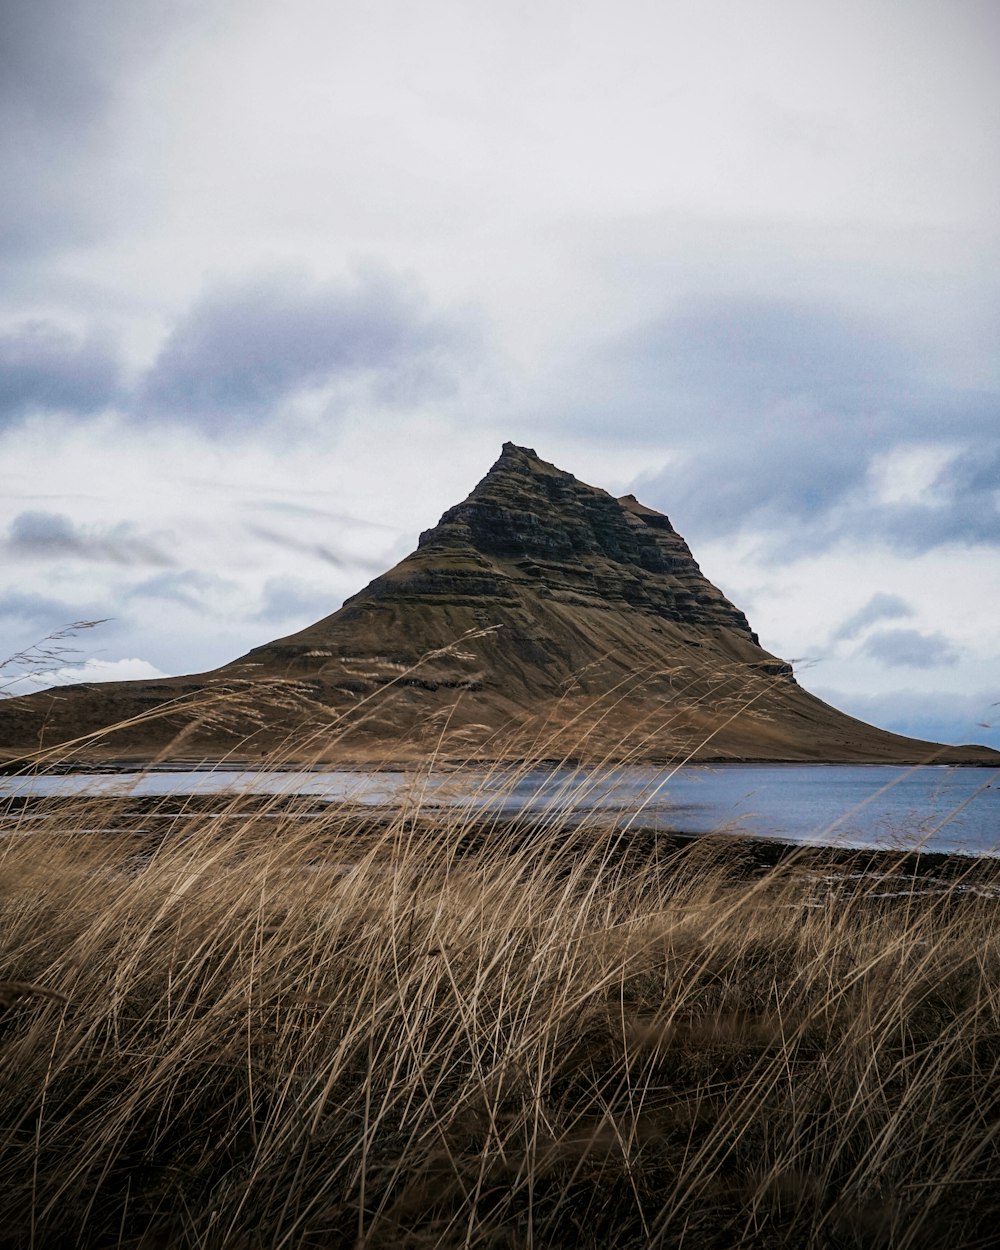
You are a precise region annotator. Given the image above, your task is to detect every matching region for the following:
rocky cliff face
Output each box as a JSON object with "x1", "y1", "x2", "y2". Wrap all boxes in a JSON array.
[
  {"x1": 1, "y1": 444, "x2": 994, "y2": 766},
  {"x1": 406, "y1": 442, "x2": 761, "y2": 636}
]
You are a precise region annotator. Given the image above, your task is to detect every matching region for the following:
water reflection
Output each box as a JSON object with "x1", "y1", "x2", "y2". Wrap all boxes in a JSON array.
[{"x1": 1, "y1": 764, "x2": 997, "y2": 856}]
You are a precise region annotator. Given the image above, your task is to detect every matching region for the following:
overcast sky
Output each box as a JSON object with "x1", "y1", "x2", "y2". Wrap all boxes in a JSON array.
[{"x1": 1, "y1": 0, "x2": 998, "y2": 748}]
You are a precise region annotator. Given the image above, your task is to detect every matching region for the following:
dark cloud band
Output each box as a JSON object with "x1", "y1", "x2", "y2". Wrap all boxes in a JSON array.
[
  {"x1": 4, "y1": 511, "x2": 173, "y2": 566},
  {"x1": 0, "y1": 321, "x2": 121, "y2": 421},
  {"x1": 605, "y1": 296, "x2": 1000, "y2": 558},
  {"x1": 137, "y1": 268, "x2": 473, "y2": 430},
  {"x1": 860, "y1": 628, "x2": 960, "y2": 670}
]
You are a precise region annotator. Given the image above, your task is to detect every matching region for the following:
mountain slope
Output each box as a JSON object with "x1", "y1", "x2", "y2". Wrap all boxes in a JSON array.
[{"x1": 2, "y1": 443, "x2": 995, "y2": 765}]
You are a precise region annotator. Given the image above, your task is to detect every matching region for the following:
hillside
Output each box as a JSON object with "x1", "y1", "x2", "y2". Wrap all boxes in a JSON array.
[{"x1": 2, "y1": 443, "x2": 996, "y2": 766}]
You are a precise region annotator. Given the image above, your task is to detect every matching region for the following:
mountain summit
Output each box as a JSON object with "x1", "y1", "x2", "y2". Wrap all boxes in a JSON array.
[{"x1": 2, "y1": 444, "x2": 995, "y2": 765}]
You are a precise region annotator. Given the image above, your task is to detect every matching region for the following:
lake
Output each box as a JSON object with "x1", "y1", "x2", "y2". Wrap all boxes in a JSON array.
[{"x1": 2, "y1": 763, "x2": 998, "y2": 856}]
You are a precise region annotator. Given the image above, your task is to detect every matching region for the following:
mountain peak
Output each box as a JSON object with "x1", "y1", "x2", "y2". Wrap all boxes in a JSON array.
[
  {"x1": 5, "y1": 443, "x2": 996, "y2": 767},
  {"x1": 486, "y1": 441, "x2": 572, "y2": 485},
  {"x1": 500, "y1": 440, "x2": 538, "y2": 458},
  {"x1": 409, "y1": 443, "x2": 755, "y2": 636}
]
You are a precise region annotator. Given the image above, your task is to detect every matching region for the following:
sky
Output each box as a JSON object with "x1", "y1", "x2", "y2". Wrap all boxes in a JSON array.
[{"x1": 1, "y1": 0, "x2": 998, "y2": 749}]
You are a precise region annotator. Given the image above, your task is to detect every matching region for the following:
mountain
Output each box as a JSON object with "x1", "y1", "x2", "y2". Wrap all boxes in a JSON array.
[{"x1": 2, "y1": 443, "x2": 996, "y2": 766}]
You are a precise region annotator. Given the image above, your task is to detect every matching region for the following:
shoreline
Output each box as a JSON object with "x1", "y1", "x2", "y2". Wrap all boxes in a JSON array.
[
  {"x1": 3, "y1": 753, "x2": 999, "y2": 775},
  {"x1": 4, "y1": 790, "x2": 1000, "y2": 871}
]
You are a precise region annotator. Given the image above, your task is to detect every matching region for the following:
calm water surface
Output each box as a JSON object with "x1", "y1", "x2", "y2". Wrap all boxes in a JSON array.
[{"x1": 3, "y1": 764, "x2": 998, "y2": 856}]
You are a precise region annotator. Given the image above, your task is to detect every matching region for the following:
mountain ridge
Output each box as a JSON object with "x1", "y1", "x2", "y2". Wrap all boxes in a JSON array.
[{"x1": 1, "y1": 443, "x2": 996, "y2": 767}]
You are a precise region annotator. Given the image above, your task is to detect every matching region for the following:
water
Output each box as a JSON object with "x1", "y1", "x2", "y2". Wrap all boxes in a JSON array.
[{"x1": 3, "y1": 764, "x2": 998, "y2": 856}]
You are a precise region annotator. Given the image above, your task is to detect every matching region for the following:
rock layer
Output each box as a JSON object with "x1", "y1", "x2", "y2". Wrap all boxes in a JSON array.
[{"x1": 1, "y1": 444, "x2": 995, "y2": 766}]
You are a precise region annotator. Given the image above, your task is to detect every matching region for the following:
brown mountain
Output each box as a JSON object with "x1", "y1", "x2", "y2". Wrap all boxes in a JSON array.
[{"x1": 2, "y1": 443, "x2": 996, "y2": 766}]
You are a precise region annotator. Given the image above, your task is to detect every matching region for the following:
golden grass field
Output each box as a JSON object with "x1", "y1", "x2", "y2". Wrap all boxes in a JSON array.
[{"x1": 1, "y1": 742, "x2": 999, "y2": 1249}]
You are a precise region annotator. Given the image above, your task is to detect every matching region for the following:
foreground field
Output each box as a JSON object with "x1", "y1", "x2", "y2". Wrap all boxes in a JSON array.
[{"x1": 1, "y1": 775, "x2": 999, "y2": 1248}]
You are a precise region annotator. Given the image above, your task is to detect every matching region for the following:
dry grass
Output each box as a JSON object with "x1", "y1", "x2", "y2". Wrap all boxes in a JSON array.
[{"x1": 1, "y1": 743, "x2": 999, "y2": 1249}]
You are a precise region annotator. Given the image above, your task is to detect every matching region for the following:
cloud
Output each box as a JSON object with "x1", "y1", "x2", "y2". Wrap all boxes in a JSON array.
[
  {"x1": 137, "y1": 269, "x2": 474, "y2": 430},
  {"x1": 0, "y1": 596, "x2": 117, "y2": 689},
  {"x1": 0, "y1": 321, "x2": 121, "y2": 421},
  {"x1": 940, "y1": 442, "x2": 1000, "y2": 497},
  {"x1": 814, "y1": 686, "x2": 999, "y2": 751},
  {"x1": 0, "y1": 610, "x2": 120, "y2": 693},
  {"x1": 0, "y1": 0, "x2": 216, "y2": 262},
  {"x1": 243, "y1": 499, "x2": 397, "y2": 531},
  {"x1": 0, "y1": 0, "x2": 147, "y2": 131},
  {"x1": 247, "y1": 524, "x2": 385, "y2": 571},
  {"x1": 0, "y1": 590, "x2": 95, "y2": 629},
  {"x1": 608, "y1": 297, "x2": 915, "y2": 529},
  {"x1": 0, "y1": 0, "x2": 115, "y2": 255},
  {"x1": 830, "y1": 593, "x2": 914, "y2": 643},
  {"x1": 3, "y1": 511, "x2": 173, "y2": 566},
  {"x1": 834, "y1": 491, "x2": 1000, "y2": 556},
  {"x1": 253, "y1": 575, "x2": 339, "y2": 624},
  {"x1": 2, "y1": 656, "x2": 167, "y2": 698},
  {"x1": 608, "y1": 297, "x2": 913, "y2": 418},
  {"x1": 860, "y1": 628, "x2": 960, "y2": 670},
  {"x1": 127, "y1": 570, "x2": 239, "y2": 611},
  {"x1": 604, "y1": 295, "x2": 1000, "y2": 557}
]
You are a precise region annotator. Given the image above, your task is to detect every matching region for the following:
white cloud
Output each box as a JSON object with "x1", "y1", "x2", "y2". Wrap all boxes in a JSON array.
[
  {"x1": 2, "y1": 657, "x2": 167, "y2": 698},
  {"x1": 868, "y1": 444, "x2": 958, "y2": 507}
]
